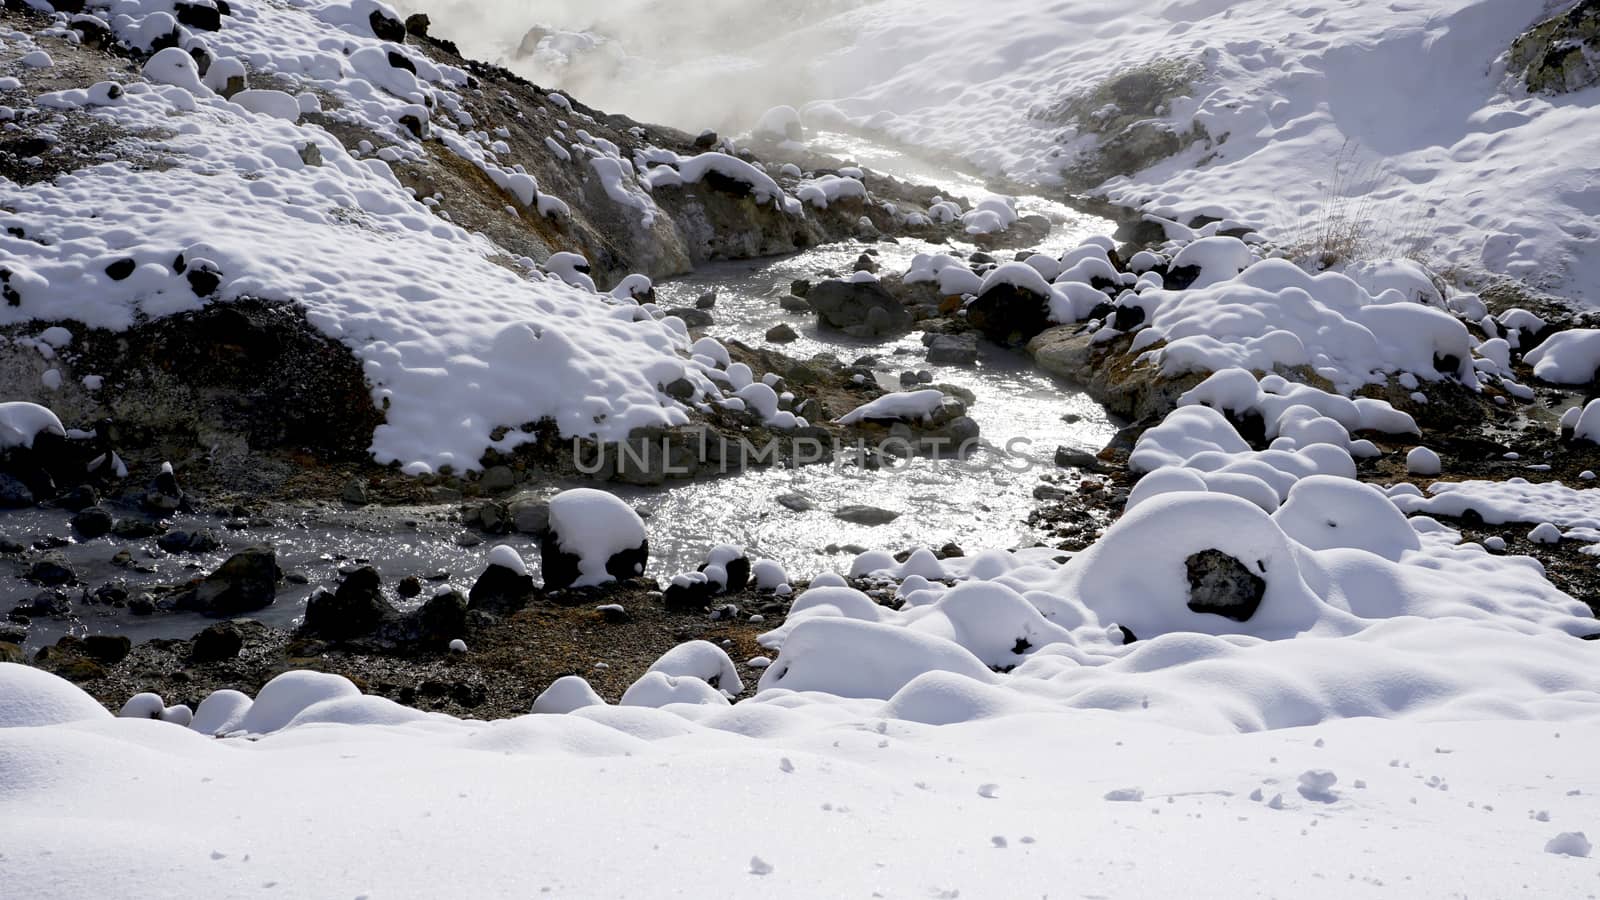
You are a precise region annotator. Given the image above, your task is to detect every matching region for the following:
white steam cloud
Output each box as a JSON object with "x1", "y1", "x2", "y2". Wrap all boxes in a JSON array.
[{"x1": 393, "y1": 0, "x2": 876, "y2": 135}]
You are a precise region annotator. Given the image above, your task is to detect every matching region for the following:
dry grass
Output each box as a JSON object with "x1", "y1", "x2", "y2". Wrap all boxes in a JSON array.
[{"x1": 1281, "y1": 141, "x2": 1436, "y2": 271}]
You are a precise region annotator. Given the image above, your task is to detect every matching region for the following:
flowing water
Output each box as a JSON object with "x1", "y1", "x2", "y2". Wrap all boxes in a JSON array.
[{"x1": 4, "y1": 137, "x2": 1118, "y2": 651}]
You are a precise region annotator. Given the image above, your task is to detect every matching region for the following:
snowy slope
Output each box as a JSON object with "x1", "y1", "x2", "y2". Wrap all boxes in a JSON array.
[{"x1": 424, "y1": 0, "x2": 1600, "y2": 301}]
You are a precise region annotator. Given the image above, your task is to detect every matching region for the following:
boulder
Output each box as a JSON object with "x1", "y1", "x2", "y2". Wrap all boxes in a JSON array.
[
  {"x1": 833, "y1": 505, "x2": 901, "y2": 525},
  {"x1": 1184, "y1": 549, "x2": 1265, "y2": 622},
  {"x1": 69, "y1": 506, "x2": 114, "y2": 539},
  {"x1": 965, "y1": 282, "x2": 1053, "y2": 346},
  {"x1": 26, "y1": 555, "x2": 76, "y2": 586},
  {"x1": 185, "y1": 546, "x2": 279, "y2": 615},
  {"x1": 82, "y1": 634, "x2": 131, "y2": 664},
  {"x1": 766, "y1": 323, "x2": 799, "y2": 343},
  {"x1": 0, "y1": 473, "x2": 33, "y2": 508},
  {"x1": 808, "y1": 279, "x2": 913, "y2": 337},
  {"x1": 190, "y1": 621, "x2": 244, "y2": 662},
  {"x1": 410, "y1": 589, "x2": 468, "y2": 644},
  {"x1": 1510, "y1": 0, "x2": 1600, "y2": 95},
  {"x1": 301, "y1": 566, "x2": 396, "y2": 639},
  {"x1": 468, "y1": 558, "x2": 536, "y2": 613},
  {"x1": 925, "y1": 333, "x2": 979, "y2": 365}
]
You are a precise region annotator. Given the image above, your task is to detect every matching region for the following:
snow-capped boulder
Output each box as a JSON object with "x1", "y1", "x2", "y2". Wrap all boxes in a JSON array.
[
  {"x1": 647, "y1": 640, "x2": 743, "y2": 694},
  {"x1": 532, "y1": 676, "x2": 606, "y2": 714},
  {"x1": 541, "y1": 489, "x2": 648, "y2": 589},
  {"x1": 1273, "y1": 476, "x2": 1421, "y2": 561},
  {"x1": 468, "y1": 545, "x2": 536, "y2": 612},
  {"x1": 619, "y1": 671, "x2": 730, "y2": 707},
  {"x1": 965, "y1": 264, "x2": 1059, "y2": 346}
]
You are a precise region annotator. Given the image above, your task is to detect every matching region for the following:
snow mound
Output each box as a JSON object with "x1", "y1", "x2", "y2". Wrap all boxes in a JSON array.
[{"x1": 0, "y1": 663, "x2": 111, "y2": 728}]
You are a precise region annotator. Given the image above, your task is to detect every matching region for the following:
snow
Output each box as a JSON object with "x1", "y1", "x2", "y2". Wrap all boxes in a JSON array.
[
  {"x1": 531, "y1": 675, "x2": 606, "y2": 714},
  {"x1": 1408, "y1": 446, "x2": 1443, "y2": 476},
  {"x1": 795, "y1": 174, "x2": 865, "y2": 209},
  {"x1": 484, "y1": 544, "x2": 528, "y2": 577},
  {"x1": 0, "y1": 663, "x2": 110, "y2": 727},
  {"x1": 1, "y1": 0, "x2": 704, "y2": 475},
  {"x1": 1394, "y1": 479, "x2": 1600, "y2": 531},
  {"x1": 646, "y1": 640, "x2": 743, "y2": 695},
  {"x1": 1120, "y1": 255, "x2": 1477, "y2": 392},
  {"x1": 644, "y1": 151, "x2": 794, "y2": 209},
  {"x1": 546, "y1": 488, "x2": 646, "y2": 586},
  {"x1": 0, "y1": 400, "x2": 65, "y2": 449},
  {"x1": 1526, "y1": 330, "x2": 1600, "y2": 384},
  {"x1": 835, "y1": 389, "x2": 947, "y2": 425}
]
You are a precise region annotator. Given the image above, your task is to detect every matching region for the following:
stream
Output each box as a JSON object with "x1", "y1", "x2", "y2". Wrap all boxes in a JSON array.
[{"x1": 4, "y1": 138, "x2": 1119, "y2": 651}]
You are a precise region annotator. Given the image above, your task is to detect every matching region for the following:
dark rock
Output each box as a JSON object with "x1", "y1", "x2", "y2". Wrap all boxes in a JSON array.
[
  {"x1": 663, "y1": 378, "x2": 696, "y2": 401},
  {"x1": 693, "y1": 130, "x2": 719, "y2": 150},
  {"x1": 174, "y1": 1, "x2": 221, "y2": 30},
  {"x1": 965, "y1": 282, "x2": 1053, "y2": 346},
  {"x1": 404, "y1": 12, "x2": 430, "y2": 37},
  {"x1": 467, "y1": 561, "x2": 536, "y2": 613},
  {"x1": 83, "y1": 634, "x2": 131, "y2": 664},
  {"x1": 1111, "y1": 303, "x2": 1146, "y2": 332},
  {"x1": 369, "y1": 7, "x2": 406, "y2": 41},
  {"x1": 158, "y1": 529, "x2": 220, "y2": 553},
  {"x1": 664, "y1": 307, "x2": 714, "y2": 328},
  {"x1": 399, "y1": 113, "x2": 427, "y2": 140},
  {"x1": 1510, "y1": 0, "x2": 1600, "y2": 94},
  {"x1": 0, "y1": 642, "x2": 22, "y2": 664},
  {"x1": 540, "y1": 532, "x2": 648, "y2": 591},
  {"x1": 0, "y1": 473, "x2": 34, "y2": 508},
  {"x1": 833, "y1": 505, "x2": 901, "y2": 525},
  {"x1": 925, "y1": 333, "x2": 979, "y2": 365},
  {"x1": 387, "y1": 49, "x2": 417, "y2": 74},
  {"x1": 26, "y1": 555, "x2": 76, "y2": 586},
  {"x1": 397, "y1": 575, "x2": 422, "y2": 598},
  {"x1": 937, "y1": 542, "x2": 965, "y2": 559},
  {"x1": 777, "y1": 492, "x2": 815, "y2": 512},
  {"x1": 55, "y1": 657, "x2": 106, "y2": 682},
  {"x1": 142, "y1": 463, "x2": 183, "y2": 513},
  {"x1": 111, "y1": 517, "x2": 164, "y2": 539},
  {"x1": 410, "y1": 589, "x2": 468, "y2": 644},
  {"x1": 302, "y1": 566, "x2": 396, "y2": 639},
  {"x1": 808, "y1": 279, "x2": 913, "y2": 337},
  {"x1": 17, "y1": 590, "x2": 70, "y2": 617},
  {"x1": 105, "y1": 257, "x2": 136, "y2": 281},
  {"x1": 58, "y1": 484, "x2": 99, "y2": 512},
  {"x1": 186, "y1": 260, "x2": 222, "y2": 297},
  {"x1": 128, "y1": 594, "x2": 156, "y2": 615},
  {"x1": 695, "y1": 291, "x2": 717, "y2": 310},
  {"x1": 1184, "y1": 549, "x2": 1266, "y2": 622},
  {"x1": 186, "y1": 546, "x2": 279, "y2": 615},
  {"x1": 663, "y1": 577, "x2": 716, "y2": 612},
  {"x1": 190, "y1": 621, "x2": 244, "y2": 662},
  {"x1": 508, "y1": 494, "x2": 551, "y2": 534},
  {"x1": 598, "y1": 604, "x2": 631, "y2": 623},
  {"x1": 766, "y1": 323, "x2": 799, "y2": 343},
  {"x1": 789, "y1": 279, "x2": 812, "y2": 298},
  {"x1": 779, "y1": 294, "x2": 813, "y2": 312},
  {"x1": 1054, "y1": 446, "x2": 1102, "y2": 471},
  {"x1": 0, "y1": 623, "x2": 25, "y2": 643},
  {"x1": 341, "y1": 477, "x2": 370, "y2": 505}
]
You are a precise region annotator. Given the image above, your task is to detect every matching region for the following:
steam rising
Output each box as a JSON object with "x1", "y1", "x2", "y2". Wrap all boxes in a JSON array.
[{"x1": 393, "y1": 0, "x2": 873, "y2": 134}]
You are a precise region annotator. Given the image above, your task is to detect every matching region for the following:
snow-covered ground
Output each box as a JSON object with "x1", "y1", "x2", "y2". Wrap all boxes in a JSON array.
[{"x1": 418, "y1": 0, "x2": 1600, "y2": 301}]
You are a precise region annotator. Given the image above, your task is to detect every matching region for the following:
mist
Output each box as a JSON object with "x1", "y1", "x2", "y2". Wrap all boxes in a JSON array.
[{"x1": 392, "y1": 0, "x2": 877, "y2": 135}]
